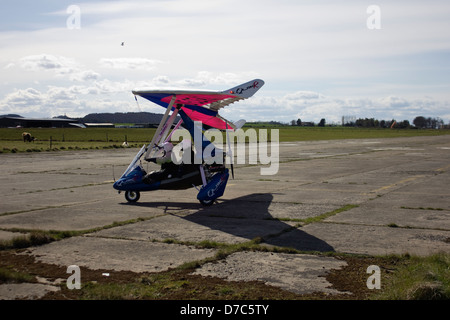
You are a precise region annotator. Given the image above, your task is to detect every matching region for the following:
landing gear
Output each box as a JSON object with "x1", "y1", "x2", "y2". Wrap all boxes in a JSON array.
[
  {"x1": 199, "y1": 198, "x2": 214, "y2": 206},
  {"x1": 125, "y1": 190, "x2": 140, "y2": 203}
]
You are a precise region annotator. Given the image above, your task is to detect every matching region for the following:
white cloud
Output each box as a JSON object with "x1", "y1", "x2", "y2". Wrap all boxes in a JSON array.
[
  {"x1": 69, "y1": 70, "x2": 101, "y2": 82},
  {"x1": 99, "y1": 57, "x2": 162, "y2": 71},
  {"x1": 0, "y1": 88, "x2": 45, "y2": 115},
  {"x1": 2, "y1": 80, "x2": 449, "y2": 124},
  {"x1": 19, "y1": 54, "x2": 77, "y2": 74},
  {"x1": 140, "y1": 72, "x2": 260, "y2": 90},
  {"x1": 3, "y1": 88, "x2": 44, "y2": 106},
  {"x1": 15, "y1": 54, "x2": 100, "y2": 83},
  {"x1": 1, "y1": 1, "x2": 450, "y2": 124},
  {"x1": 152, "y1": 75, "x2": 170, "y2": 85},
  {"x1": 222, "y1": 90, "x2": 450, "y2": 124}
]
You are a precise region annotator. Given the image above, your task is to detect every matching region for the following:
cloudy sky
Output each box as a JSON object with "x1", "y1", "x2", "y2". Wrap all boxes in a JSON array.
[{"x1": 1, "y1": 0, "x2": 450, "y2": 124}]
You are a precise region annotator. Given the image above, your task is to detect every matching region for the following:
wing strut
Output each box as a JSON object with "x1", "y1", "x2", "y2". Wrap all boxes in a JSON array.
[
  {"x1": 225, "y1": 121, "x2": 234, "y2": 179},
  {"x1": 144, "y1": 95, "x2": 177, "y2": 161}
]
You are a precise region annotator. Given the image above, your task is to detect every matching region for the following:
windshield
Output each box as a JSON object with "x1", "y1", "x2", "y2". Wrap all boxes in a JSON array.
[{"x1": 120, "y1": 145, "x2": 147, "y2": 178}]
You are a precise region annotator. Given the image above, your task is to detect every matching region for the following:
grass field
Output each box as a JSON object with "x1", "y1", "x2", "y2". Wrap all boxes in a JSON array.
[
  {"x1": 1, "y1": 126, "x2": 449, "y2": 153},
  {"x1": 276, "y1": 126, "x2": 450, "y2": 142},
  {"x1": 0, "y1": 127, "x2": 155, "y2": 153}
]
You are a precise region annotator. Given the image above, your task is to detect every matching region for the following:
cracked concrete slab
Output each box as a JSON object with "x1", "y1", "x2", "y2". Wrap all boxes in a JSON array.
[
  {"x1": 193, "y1": 251, "x2": 348, "y2": 295},
  {"x1": 1, "y1": 135, "x2": 449, "y2": 299},
  {"x1": 0, "y1": 283, "x2": 60, "y2": 300},
  {"x1": 94, "y1": 214, "x2": 296, "y2": 244},
  {"x1": 28, "y1": 236, "x2": 217, "y2": 273}
]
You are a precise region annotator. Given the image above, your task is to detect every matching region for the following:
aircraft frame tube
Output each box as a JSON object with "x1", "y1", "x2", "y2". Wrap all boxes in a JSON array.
[{"x1": 145, "y1": 95, "x2": 177, "y2": 160}]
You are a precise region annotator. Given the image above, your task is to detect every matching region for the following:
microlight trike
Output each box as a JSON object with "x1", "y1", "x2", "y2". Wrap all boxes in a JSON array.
[{"x1": 113, "y1": 79, "x2": 264, "y2": 205}]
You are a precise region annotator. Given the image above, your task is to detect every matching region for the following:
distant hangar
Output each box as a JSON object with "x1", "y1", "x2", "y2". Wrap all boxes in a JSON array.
[
  {"x1": 0, "y1": 115, "x2": 80, "y2": 128},
  {"x1": 0, "y1": 116, "x2": 113, "y2": 128}
]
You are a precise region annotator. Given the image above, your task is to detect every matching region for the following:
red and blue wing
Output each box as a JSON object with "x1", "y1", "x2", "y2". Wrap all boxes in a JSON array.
[{"x1": 132, "y1": 79, "x2": 264, "y2": 130}]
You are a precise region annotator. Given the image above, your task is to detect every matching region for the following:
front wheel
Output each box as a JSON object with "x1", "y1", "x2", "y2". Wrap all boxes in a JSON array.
[
  {"x1": 199, "y1": 198, "x2": 214, "y2": 206},
  {"x1": 125, "y1": 190, "x2": 140, "y2": 203}
]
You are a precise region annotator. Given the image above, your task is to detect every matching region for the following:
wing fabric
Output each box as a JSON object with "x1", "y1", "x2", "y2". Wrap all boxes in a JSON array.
[
  {"x1": 134, "y1": 92, "x2": 238, "y2": 130},
  {"x1": 132, "y1": 79, "x2": 264, "y2": 130}
]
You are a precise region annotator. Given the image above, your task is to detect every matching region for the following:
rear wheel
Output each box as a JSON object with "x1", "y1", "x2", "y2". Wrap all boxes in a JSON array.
[
  {"x1": 125, "y1": 190, "x2": 140, "y2": 203},
  {"x1": 199, "y1": 198, "x2": 214, "y2": 206}
]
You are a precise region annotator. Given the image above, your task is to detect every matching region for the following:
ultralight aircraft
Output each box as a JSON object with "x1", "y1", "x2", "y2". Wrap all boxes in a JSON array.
[{"x1": 113, "y1": 79, "x2": 265, "y2": 205}]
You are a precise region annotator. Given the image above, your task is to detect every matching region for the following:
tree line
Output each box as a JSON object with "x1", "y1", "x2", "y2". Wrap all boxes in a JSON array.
[
  {"x1": 290, "y1": 118, "x2": 326, "y2": 127},
  {"x1": 350, "y1": 118, "x2": 410, "y2": 128},
  {"x1": 412, "y1": 116, "x2": 445, "y2": 129},
  {"x1": 349, "y1": 116, "x2": 445, "y2": 129},
  {"x1": 289, "y1": 116, "x2": 446, "y2": 129}
]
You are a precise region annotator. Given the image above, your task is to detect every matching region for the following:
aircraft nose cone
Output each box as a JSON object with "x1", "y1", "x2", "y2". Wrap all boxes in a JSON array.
[{"x1": 113, "y1": 180, "x2": 121, "y2": 190}]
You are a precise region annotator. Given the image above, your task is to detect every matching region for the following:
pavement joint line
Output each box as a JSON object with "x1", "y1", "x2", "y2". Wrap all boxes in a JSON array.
[
  {"x1": 0, "y1": 214, "x2": 168, "y2": 241},
  {"x1": 366, "y1": 174, "x2": 426, "y2": 195},
  {"x1": 0, "y1": 197, "x2": 118, "y2": 217},
  {"x1": 11, "y1": 181, "x2": 113, "y2": 196},
  {"x1": 16, "y1": 170, "x2": 100, "y2": 176},
  {"x1": 435, "y1": 163, "x2": 450, "y2": 172},
  {"x1": 400, "y1": 206, "x2": 450, "y2": 212},
  {"x1": 315, "y1": 220, "x2": 450, "y2": 232}
]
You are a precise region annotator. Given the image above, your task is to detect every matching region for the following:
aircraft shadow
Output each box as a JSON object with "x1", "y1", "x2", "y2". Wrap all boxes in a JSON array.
[{"x1": 124, "y1": 193, "x2": 334, "y2": 253}]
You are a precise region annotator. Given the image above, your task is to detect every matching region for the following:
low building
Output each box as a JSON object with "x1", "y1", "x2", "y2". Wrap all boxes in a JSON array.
[{"x1": 0, "y1": 116, "x2": 81, "y2": 128}]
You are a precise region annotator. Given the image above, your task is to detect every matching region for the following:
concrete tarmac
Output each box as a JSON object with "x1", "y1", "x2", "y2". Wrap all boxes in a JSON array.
[{"x1": 1, "y1": 135, "x2": 449, "y2": 299}]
